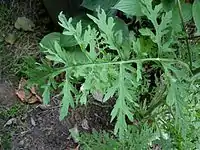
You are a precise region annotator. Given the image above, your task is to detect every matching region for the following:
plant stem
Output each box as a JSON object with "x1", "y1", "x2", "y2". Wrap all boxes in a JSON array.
[
  {"x1": 178, "y1": 35, "x2": 200, "y2": 40},
  {"x1": 177, "y1": 0, "x2": 192, "y2": 70}
]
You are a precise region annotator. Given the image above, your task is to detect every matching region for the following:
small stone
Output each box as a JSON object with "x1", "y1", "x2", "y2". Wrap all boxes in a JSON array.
[
  {"x1": 21, "y1": 114, "x2": 28, "y2": 121},
  {"x1": 30, "y1": 117, "x2": 36, "y2": 126},
  {"x1": 92, "y1": 90, "x2": 104, "y2": 102},
  {"x1": 81, "y1": 119, "x2": 89, "y2": 130},
  {"x1": 69, "y1": 124, "x2": 79, "y2": 143},
  {"x1": 19, "y1": 140, "x2": 24, "y2": 146},
  {"x1": 14, "y1": 17, "x2": 35, "y2": 31},
  {"x1": 36, "y1": 104, "x2": 51, "y2": 110},
  {"x1": 4, "y1": 118, "x2": 17, "y2": 127}
]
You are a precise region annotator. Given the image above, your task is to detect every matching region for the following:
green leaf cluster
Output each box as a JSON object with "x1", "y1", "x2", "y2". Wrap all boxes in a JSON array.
[{"x1": 23, "y1": 0, "x2": 200, "y2": 149}]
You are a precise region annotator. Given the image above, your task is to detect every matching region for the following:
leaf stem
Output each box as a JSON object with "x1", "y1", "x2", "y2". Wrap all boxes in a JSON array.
[
  {"x1": 66, "y1": 58, "x2": 191, "y2": 73},
  {"x1": 177, "y1": 0, "x2": 192, "y2": 70}
]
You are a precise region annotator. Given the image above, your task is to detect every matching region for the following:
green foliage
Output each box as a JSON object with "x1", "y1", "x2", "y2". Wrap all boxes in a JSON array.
[
  {"x1": 0, "y1": 132, "x2": 11, "y2": 150},
  {"x1": 0, "y1": 103, "x2": 26, "y2": 118},
  {"x1": 79, "y1": 125, "x2": 157, "y2": 150},
  {"x1": 24, "y1": 0, "x2": 200, "y2": 149},
  {"x1": 113, "y1": 0, "x2": 143, "y2": 16},
  {"x1": 0, "y1": 103, "x2": 26, "y2": 150}
]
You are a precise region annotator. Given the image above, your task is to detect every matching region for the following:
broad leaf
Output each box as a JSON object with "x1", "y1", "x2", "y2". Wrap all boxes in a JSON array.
[
  {"x1": 60, "y1": 33, "x2": 77, "y2": 48},
  {"x1": 65, "y1": 46, "x2": 90, "y2": 65},
  {"x1": 113, "y1": 0, "x2": 143, "y2": 16},
  {"x1": 172, "y1": 3, "x2": 192, "y2": 33},
  {"x1": 161, "y1": 0, "x2": 175, "y2": 12},
  {"x1": 172, "y1": 6, "x2": 182, "y2": 32},
  {"x1": 81, "y1": 0, "x2": 118, "y2": 11},
  {"x1": 182, "y1": 3, "x2": 192, "y2": 22},
  {"x1": 113, "y1": 17, "x2": 129, "y2": 40},
  {"x1": 40, "y1": 32, "x2": 60, "y2": 51},
  {"x1": 193, "y1": 0, "x2": 200, "y2": 34}
]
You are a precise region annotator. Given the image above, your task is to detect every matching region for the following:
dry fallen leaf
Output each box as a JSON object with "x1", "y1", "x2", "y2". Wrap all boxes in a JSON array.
[
  {"x1": 92, "y1": 90, "x2": 104, "y2": 102},
  {"x1": 15, "y1": 89, "x2": 26, "y2": 102},
  {"x1": 73, "y1": 145, "x2": 80, "y2": 150},
  {"x1": 15, "y1": 17, "x2": 35, "y2": 31},
  {"x1": 18, "y1": 77, "x2": 27, "y2": 89},
  {"x1": 35, "y1": 94, "x2": 42, "y2": 102},
  {"x1": 15, "y1": 77, "x2": 42, "y2": 104},
  {"x1": 5, "y1": 33, "x2": 17, "y2": 44},
  {"x1": 26, "y1": 96, "x2": 40, "y2": 104},
  {"x1": 69, "y1": 124, "x2": 79, "y2": 143},
  {"x1": 30, "y1": 87, "x2": 36, "y2": 94},
  {"x1": 81, "y1": 119, "x2": 89, "y2": 130}
]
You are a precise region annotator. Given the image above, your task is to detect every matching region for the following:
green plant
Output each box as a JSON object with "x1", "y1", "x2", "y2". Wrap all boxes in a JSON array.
[
  {"x1": 78, "y1": 124, "x2": 160, "y2": 150},
  {"x1": 24, "y1": 0, "x2": 200, "y2": 148},
  {"x1": 0, "y1": 133, "x2": 11, "y2": 150},
  {"x1": 0, "y1": 103, "x2": 26, "y2": 120}
]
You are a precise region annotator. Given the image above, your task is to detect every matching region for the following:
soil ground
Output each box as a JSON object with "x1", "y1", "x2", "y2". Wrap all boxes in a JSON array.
[{"x1": 0, "y1": 1, "x2": 113, "y2": 149}]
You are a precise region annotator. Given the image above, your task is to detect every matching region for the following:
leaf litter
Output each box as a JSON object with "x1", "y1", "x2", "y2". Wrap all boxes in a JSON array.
[{"x1": 15, "y1": 77, "x2": 42, "y2": 104}]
